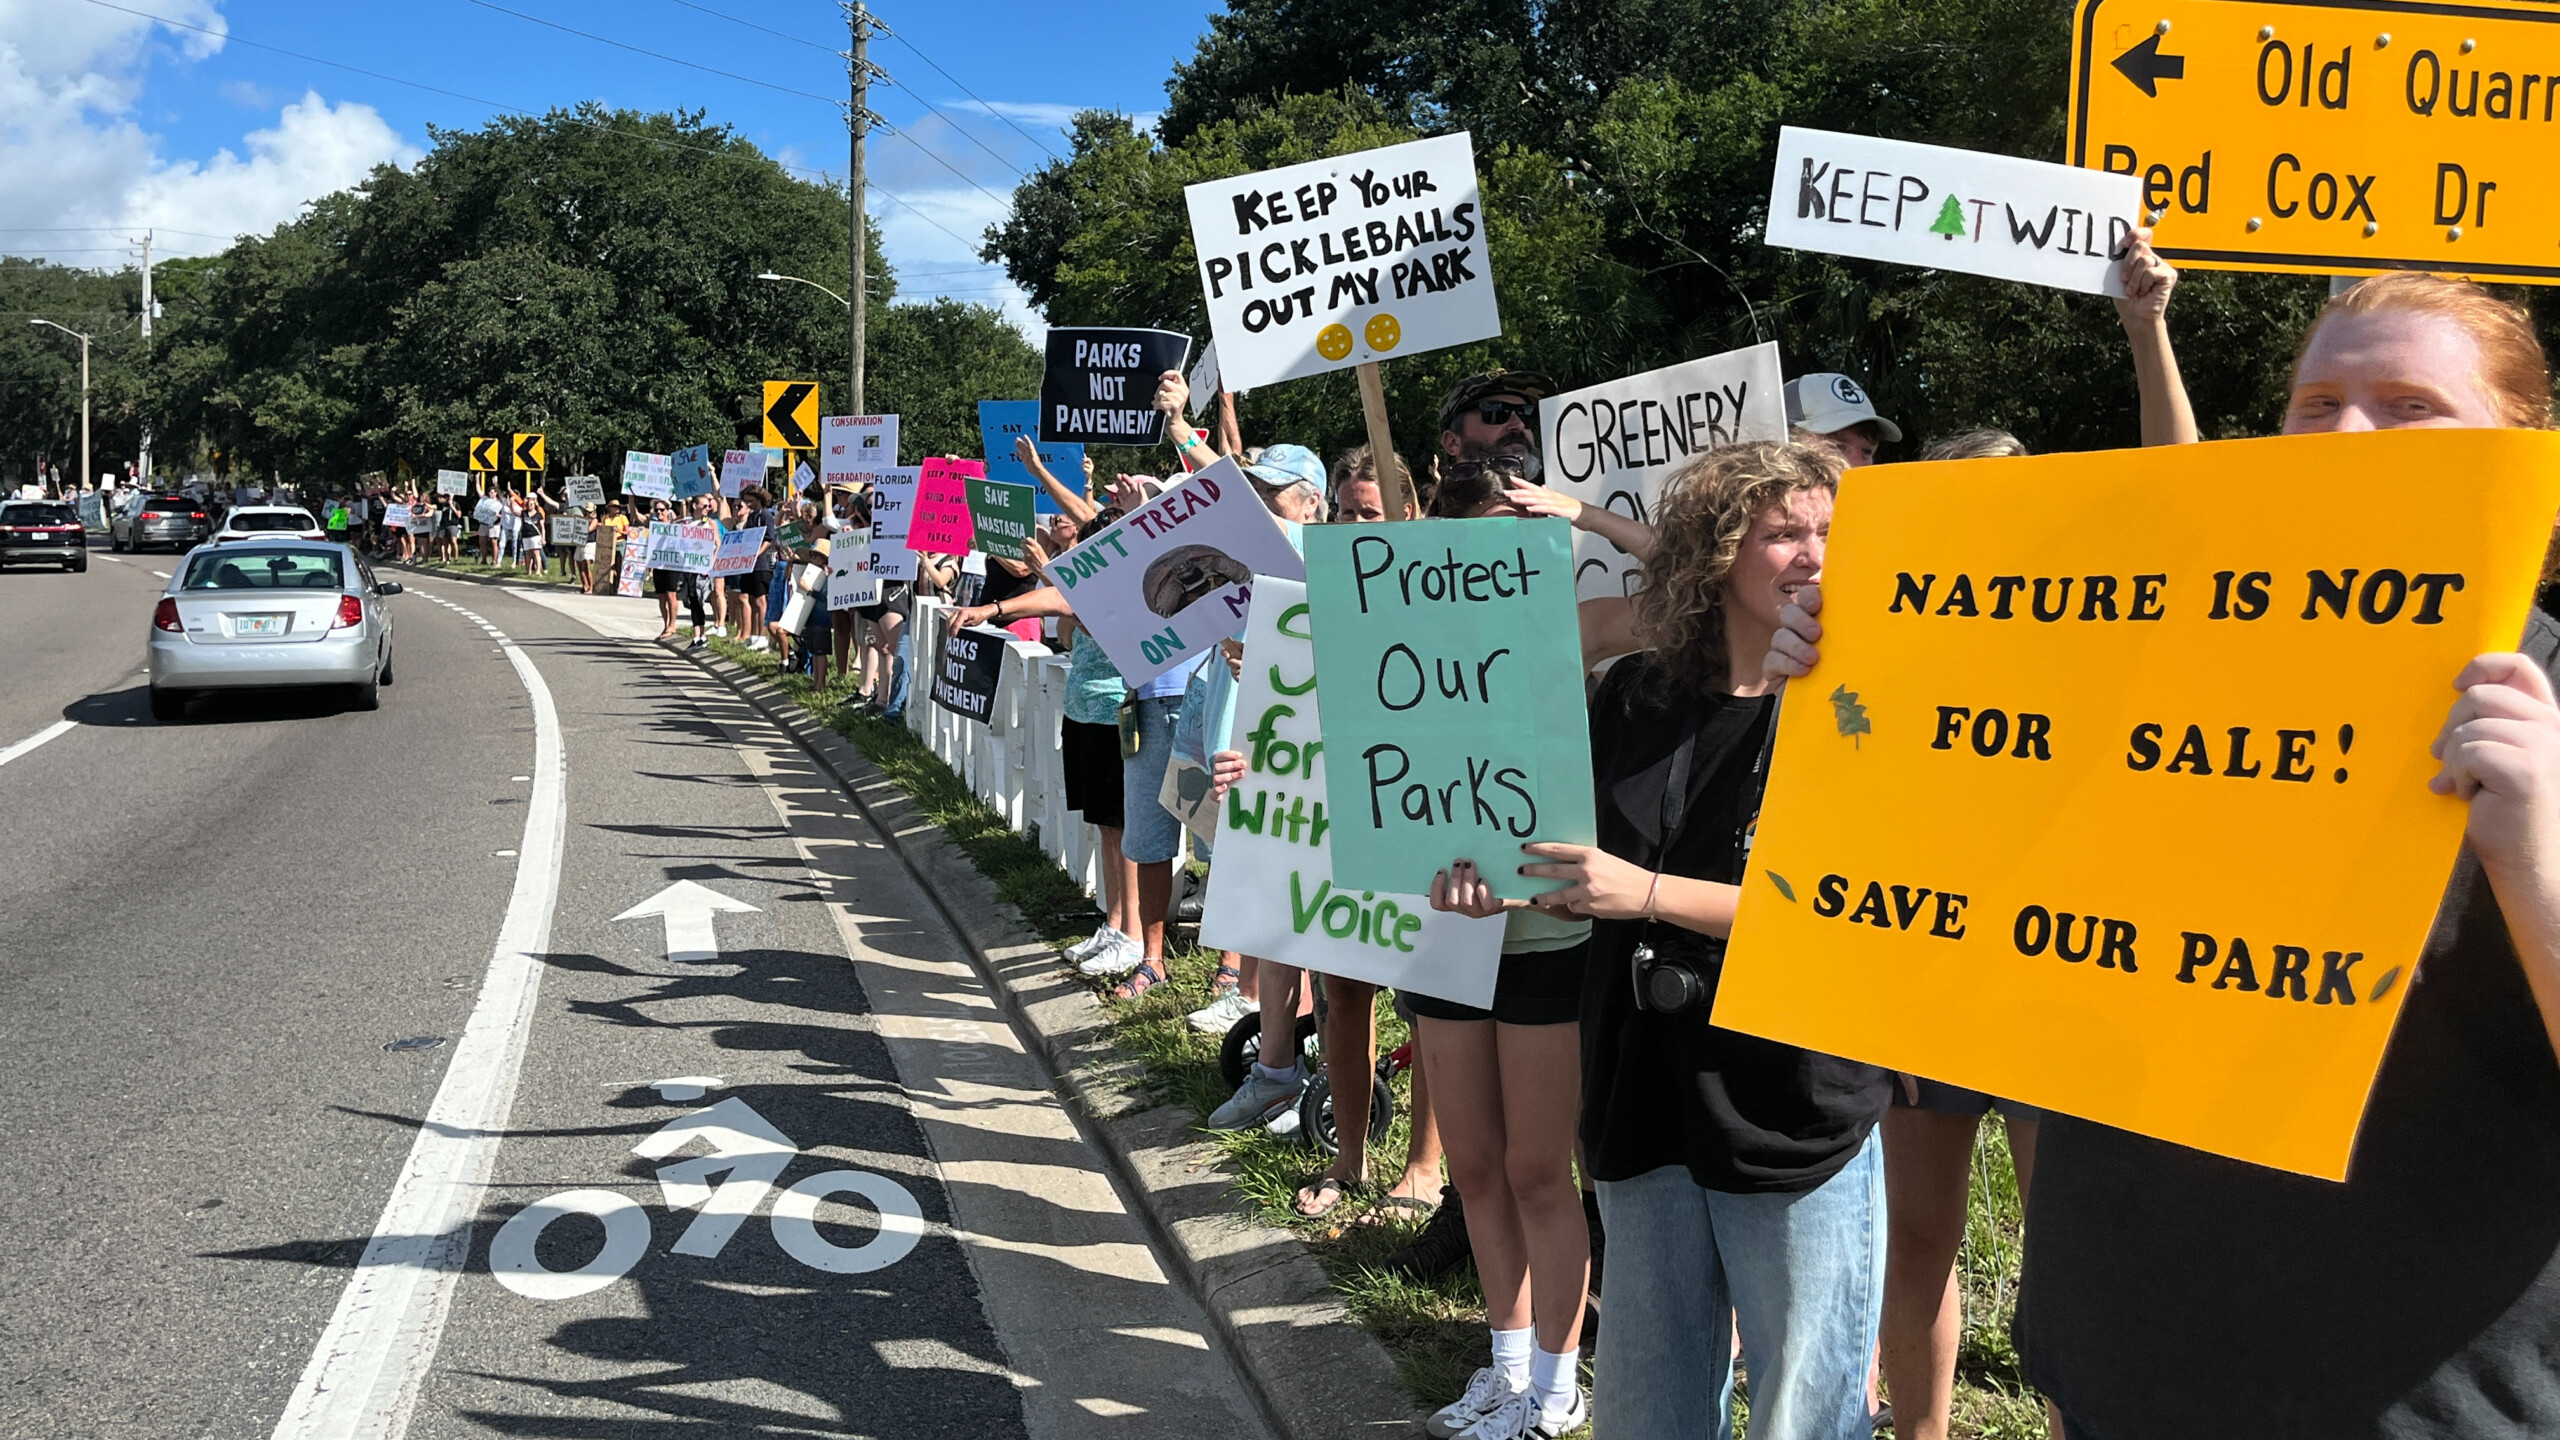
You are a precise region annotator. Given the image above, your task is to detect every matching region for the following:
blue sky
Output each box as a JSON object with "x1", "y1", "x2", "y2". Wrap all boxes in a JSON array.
[{"x1": 0, "y1": 0, "x2": 1224, "y2": 328}]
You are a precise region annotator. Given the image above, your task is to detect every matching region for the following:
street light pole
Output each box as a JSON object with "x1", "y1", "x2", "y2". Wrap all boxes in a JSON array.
[
  {"x1": 29, "y1": 318, "x2": 91, "y2": 499},
  {"x1": 847, "y1": 1, "x2": 871, "y2": 418}
]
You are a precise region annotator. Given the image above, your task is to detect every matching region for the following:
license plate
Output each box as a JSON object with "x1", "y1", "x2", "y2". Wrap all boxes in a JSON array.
[{"x1": 234, "y1": 614, "x2": 288, "y2": 636}]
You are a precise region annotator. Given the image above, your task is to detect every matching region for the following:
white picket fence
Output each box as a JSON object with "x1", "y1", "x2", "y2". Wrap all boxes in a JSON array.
[{"x1": 904, "y1": 597, "x2": 1106, "y2": 900}]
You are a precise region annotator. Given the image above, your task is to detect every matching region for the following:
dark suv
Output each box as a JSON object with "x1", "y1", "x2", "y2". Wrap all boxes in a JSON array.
[
  {"x1": 0, "y1": 501, "x2": 86, "y2": 571},
  {"x1": 112, "y1": 494, "x2": 210, "y2": 553}
]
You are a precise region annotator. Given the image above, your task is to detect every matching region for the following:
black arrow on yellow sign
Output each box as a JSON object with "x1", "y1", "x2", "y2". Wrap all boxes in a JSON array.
[
  {"x1": 2112, "y1": 31, "x2": 2186, "y2": 97},
  {"x1": 512, "y1": 432, "x2": 545, "y2": 471},
  {"x1": 468, "y1": 436, "x2": 500, "y2": 471},
  {"x1": 763, "y1": 381, "x2": 819, "y2": 450}
]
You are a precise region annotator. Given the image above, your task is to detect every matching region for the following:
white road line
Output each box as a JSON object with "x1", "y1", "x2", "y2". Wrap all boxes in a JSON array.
[
  {"x1": 150, "y1": 570, "x2": 171, "y2": 579},
  {"x1": 0, "y1": 719, "x2": 78, "y2": 769},
  {"x1": 271, "y1": 605, "x2": 570, "y2": 1440}
]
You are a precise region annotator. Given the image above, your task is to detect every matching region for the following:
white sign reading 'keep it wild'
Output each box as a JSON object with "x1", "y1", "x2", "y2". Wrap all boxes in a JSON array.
[
  {"x1": 1763, "y1": 127, "x2": 2144, "y2": 297},
  {"x1": 1184, "y1": 132, "x2": 1502, "y2": 391}
]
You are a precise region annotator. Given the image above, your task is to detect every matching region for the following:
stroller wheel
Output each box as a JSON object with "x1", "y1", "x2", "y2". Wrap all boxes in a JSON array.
[
  {"x1": 1218, "y1": 1009, "x2": 1318, "y2": 1090},
  {"x1": 1296, "y1": 1064, "x2": 1397, "y2": 1155}
]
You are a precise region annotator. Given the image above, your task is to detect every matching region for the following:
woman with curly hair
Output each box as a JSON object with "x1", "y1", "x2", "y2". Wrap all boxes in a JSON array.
[{"x1": 1441, "y1": 439, "x2": 1891, "y2": 1439}]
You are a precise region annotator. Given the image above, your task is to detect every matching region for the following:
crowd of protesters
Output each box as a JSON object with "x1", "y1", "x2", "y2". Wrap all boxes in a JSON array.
[{"x1": 919, "y1": 234, "x2": 2560, "y2": 1440}]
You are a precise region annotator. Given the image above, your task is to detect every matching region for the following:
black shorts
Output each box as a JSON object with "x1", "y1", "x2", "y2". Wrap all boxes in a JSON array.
[
  {"x1": 1061, "y1": 718, "x2": 1125, "y2": 829},
  {"x1": 854, "y1": 600, "x2": 891, "y2": 621},
  {"x1": 1894, "y1": 1076, "x2": 2042, "y2": 1121},
  {"x1": 1405, "y1": 939, "x2": 1588, "y2": 1027},
  {"x1": 651, "y1": 569, "x2": 681, "y2": 596}
]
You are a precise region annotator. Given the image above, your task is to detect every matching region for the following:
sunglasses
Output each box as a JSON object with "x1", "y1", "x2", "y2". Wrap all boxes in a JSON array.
[
  {"x1": 1445, "y1": 454, "x2": 1535, "y2": 484},
  {"x1": 1473, "y1": 399, "x2": 1536, "y2": 426}
]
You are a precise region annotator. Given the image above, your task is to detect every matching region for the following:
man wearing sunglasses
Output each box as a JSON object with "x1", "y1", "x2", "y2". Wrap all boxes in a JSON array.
[{"x1": 1439, "y1": 370, "x2": 1555, "y2": 479}]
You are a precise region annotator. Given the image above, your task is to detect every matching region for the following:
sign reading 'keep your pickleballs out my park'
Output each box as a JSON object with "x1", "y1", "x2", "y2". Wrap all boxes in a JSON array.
[{"x1": 1183, "y1": 133, "x2": 1501, "y2": 391}]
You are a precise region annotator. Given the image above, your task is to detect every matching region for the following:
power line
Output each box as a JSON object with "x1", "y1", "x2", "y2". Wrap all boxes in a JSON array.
[
  {"x1": 456, "y1": 0, "x2": 840, "y2": 104},
  {"x1": 882, "y1": 29, "x2": 1065, "y2": 162},
  {"x1": 77, "y1": 0, "x2": 984, "y2": 253},
  {"x1": 870, "y1": 119, "x2": 1014, "y2": 211},
  {"x1": 0, "y1": 226, "x2": 237, "y2": 240},
  {"x1": 660, "y1": 0, "x2": 834, "y2": 53}
]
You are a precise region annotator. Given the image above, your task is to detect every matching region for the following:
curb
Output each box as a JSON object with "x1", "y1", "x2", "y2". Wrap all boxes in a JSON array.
[{"x1": 678, "y1": 644, "x2": 1423, "y2": 1440}]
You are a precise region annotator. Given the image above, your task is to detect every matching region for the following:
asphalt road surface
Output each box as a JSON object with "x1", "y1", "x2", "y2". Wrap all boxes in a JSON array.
[{"x1": 0, "y1": 549, "x2": 1266, "y2": 1440}]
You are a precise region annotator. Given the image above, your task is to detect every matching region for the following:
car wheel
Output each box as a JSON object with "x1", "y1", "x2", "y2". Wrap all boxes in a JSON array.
[
  {"x1": 149, "y1": 687, "x2": 187, "y2": 723},
  {"x1": 378, "y1": 650, "x2": 395, "y2": 687},
  {"x1": 69, "y1": 556, "x2": 86, "y2": 573},
  {"x1": 348, "y1": 678, "x2": 381, "y2": 712}
]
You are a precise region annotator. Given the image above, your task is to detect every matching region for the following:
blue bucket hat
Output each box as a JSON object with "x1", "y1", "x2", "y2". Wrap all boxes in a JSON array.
[{"x1": 1242, "y1": 443, "x2": 1326, "y2": 493}]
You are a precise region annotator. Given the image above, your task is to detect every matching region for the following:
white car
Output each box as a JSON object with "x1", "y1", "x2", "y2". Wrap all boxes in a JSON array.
[
  {"x1": 147, "y1": 540, "x2": 398, "y2": 721},
  {"x1": 211, "y1": 505, "x2": 326, "y2": 543}
]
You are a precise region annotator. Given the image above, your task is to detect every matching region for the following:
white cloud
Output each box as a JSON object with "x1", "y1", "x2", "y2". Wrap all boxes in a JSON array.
[{"x1": 0, "y1": 0, "x2": 415, "y2": 264}]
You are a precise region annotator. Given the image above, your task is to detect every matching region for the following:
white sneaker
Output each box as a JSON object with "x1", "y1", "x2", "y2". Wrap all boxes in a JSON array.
[
  {"x1": 747, "y1": 636, "x2": 769, "y2": 651},
  {"x1": 1064, "y1": 926, "x2": 1125, "y2": 963},
  {"x1": 1186, "y1": 988, "x2": 1253, "y2": 1034},
  {"x1": 1458, "y1": 1385, "x2": 1586, "y2": 1440},
  {"x1": 1430, "y1": 1366, "x2": 1525, "y2": 1439},
  {"x1": 1076, "y1": 937, "x2": 1145, "y2": 977},
  {"x1": 1206, "y1": 1062, "x2": 1305, "y2": 1130}
]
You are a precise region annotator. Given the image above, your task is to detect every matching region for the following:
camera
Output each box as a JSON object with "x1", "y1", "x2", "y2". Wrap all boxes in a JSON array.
[{"x1": 1631, "y1": 933, "x2": 1724, "y2": 1014}]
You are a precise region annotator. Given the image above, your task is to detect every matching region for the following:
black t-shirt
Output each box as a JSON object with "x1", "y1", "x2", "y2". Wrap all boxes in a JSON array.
[
  {"x1": 978, "y1": 562, "x2": 1041, "y2": 612},
  {"x1": 2017, "y1": 610, "x2": 2560, "y2": 1439},
  {"x1": 1579, "y1": 655, "x2": 1894, "y2": 1193}
]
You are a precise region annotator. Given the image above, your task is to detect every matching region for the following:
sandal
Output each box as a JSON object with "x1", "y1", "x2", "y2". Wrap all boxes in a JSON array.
[
  {"x1": 1205, "y1": 962, "x2": 1242, "y2": 995},
  {"x1": 1110, "y1": 959, "x2": 1168, "y2": 1002},
  {"x1": 1294, "y1": 1174, "x2": 1370, "y2": 1219}
]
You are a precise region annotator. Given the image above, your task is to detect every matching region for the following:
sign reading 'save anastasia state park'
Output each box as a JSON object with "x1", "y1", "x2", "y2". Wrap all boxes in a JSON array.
[{"x1": 1721, "y1": 428, "x2": 2560, "y2": 1178}]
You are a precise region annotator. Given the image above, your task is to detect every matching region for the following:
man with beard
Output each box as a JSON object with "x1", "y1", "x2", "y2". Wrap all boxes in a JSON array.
[{"x1": 1440, "y1": 371, "x2": 1554, "y2": 476}]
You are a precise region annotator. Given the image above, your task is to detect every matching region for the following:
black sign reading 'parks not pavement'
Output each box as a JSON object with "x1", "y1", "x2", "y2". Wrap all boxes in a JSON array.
[
  {"x1": 1041, "y1": 327, "x2": 1193, "y2": 446},
  {"x1": 931, "y1": 624, "x2": 1010, "y2": 724}
]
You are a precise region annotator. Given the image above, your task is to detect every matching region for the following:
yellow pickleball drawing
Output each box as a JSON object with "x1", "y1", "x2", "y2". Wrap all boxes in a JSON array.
[
  {"x1": 1316, "y1": 323, "x2": 1355, "y2": 362},
  {"x1": 1364, "y1": 312, "x2": 1402, "y2": 352}
]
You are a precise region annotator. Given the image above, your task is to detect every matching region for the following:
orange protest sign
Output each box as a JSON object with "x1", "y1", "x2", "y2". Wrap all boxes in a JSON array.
[
  {"x1": 1718, "y1": 429, "x2": 2560, "y2": 1178},
  {"x1": 2068, "y1": 0, "x2": 2560, "y2": 283}
]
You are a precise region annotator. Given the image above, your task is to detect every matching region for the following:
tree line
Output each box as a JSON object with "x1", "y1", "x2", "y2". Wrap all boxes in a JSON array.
[
  {"x1": 4, "y1": 105, "x2": 1038, "y2": 489},
  {"x1": 984, "y1": 0, "x2": 2560, "y2": 481}
]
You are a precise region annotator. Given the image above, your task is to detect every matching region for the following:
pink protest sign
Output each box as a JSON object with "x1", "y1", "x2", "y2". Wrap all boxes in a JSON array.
[{"x1": 904, "y1": 458, "x2": 982, "y2": 557}]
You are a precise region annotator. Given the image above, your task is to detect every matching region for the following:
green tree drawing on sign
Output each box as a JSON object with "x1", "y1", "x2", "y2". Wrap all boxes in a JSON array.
[
  {"x1": 1831, "y1": 684, "x2": 1872, "y2": 746},
  {"x1": 1930, "y1": 193, "x2": 1969, "y2": 239}
]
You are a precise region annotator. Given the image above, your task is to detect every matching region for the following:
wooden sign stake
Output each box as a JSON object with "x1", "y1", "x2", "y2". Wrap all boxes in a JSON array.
[{"x1": 1355, "y1": 361, "x2": 1414, "y2": 520}]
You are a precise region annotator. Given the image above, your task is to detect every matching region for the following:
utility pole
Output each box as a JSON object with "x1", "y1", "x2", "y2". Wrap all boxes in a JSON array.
[
  {"x1": 844, "y1": 3, "x2": 876, "y2": 418},
  {"x1": 138, "y1": 229, "x2": 153, "y2": 484}
]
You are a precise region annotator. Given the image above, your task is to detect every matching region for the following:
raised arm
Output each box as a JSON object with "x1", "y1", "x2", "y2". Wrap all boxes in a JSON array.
[
  {"x1": 2116, "y1": 226, "x2": 2197, "y2": 447},
  {"x1": 1016, "y1": 434, "x2": 1097, "y2": 524},
  {"x1": 1508, "y1": 484, "x2": 1658, "y2": 563}
]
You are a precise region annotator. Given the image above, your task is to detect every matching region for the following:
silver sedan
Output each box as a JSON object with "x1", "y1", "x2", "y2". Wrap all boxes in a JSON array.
[{"x1": 147, "y1": 540, "x2": 399, "y2": 721}]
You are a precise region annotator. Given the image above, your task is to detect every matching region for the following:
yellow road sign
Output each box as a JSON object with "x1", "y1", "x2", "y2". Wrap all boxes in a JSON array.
[
  {"x1": 763, "y1": 380, "x2": 820, "y2": 450},
  {"x1": 468, "y1": 436, "x2": 500, "y2": 471},
  {"x1": 511, "y1": 432, "x2": 545, "y2": 471},
  {"x1": 2069, "y1": 0, "x2": 2560, "y2": 283}
]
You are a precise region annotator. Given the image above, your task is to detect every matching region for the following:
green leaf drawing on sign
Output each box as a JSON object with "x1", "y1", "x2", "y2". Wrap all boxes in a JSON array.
[
  {"x1": 1930, "y1": 192, "x2": 1968, "y2": 239},
  {"x1": 1830, "y1": 684, "x2": 1871, "y2": 747},
  {"x1": 1766, "y1": 870, "x2": 1797, "y2": 902},
  {"x1": 2368, "y1": 965, "x2": 2403, "y2": 1004}
]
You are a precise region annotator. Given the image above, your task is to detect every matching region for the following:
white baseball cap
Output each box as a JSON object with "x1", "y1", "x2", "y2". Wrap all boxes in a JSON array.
[{"x1": 1783, "y1": 373, "x2": 1903, "y2": 443}]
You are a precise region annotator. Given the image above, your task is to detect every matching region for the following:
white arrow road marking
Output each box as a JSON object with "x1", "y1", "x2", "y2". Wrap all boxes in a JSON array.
[
  {"x1": 632, "y1": 1097, "x2": 798, "y2": 1257},
  {"x1": 272, "y1": 603, "x2": 569, "y2": 1440},
  {"x1": 613, "y1": 879, "x2": 759, "y2": 963}
]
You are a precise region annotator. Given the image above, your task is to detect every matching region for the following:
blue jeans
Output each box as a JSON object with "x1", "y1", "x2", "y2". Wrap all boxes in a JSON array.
[
  {"x1": 1119, "y1": 693, "x2": 1185, "y2": 865},
  {"x1": 1593, "y1": 1130, "x2": 1885, "y2": 1440},
  {"x1": 884, "y1": 623, "x2": 911, "y2": 719}
]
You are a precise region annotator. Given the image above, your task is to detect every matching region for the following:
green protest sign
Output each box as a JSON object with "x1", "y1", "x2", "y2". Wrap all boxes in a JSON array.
[
  {"x1": 971, "y1": 479, "x2": 1036, "y2": 560},
  {"x1": 1305, "y1": 516, "x2": 1594, "y2": 900}
]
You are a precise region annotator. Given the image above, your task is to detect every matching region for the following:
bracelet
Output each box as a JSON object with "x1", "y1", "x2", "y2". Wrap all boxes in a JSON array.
[
  {"x1": 1179, "y1": 434, "x2": 1207, "y2": 450},
  {"x1": 992, "y1": 604, "x2": 1005, "y2": 623},
  {"x1": 1641, "y1": 871, "x2": 1662, "y2": 921}
]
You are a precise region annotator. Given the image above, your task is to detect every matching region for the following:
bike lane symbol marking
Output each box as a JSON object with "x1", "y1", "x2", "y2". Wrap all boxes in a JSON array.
[{"x1": 488, "y1": 1091, "x2": 923, "y2": 1300}]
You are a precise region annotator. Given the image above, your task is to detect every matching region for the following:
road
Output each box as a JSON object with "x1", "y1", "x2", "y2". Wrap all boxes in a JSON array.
[{"x1": 0, "y1": 549, "x2": 1266, "y2": 1440}]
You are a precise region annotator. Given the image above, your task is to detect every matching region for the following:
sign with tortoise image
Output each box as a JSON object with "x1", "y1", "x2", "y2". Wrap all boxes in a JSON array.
[
  {"x1": 1038, "y1": 455, "x2": 1306, "y2": 687},
  {"x1": 1718, "y1": 429, "x2": 2560, "y2": 1179}
]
